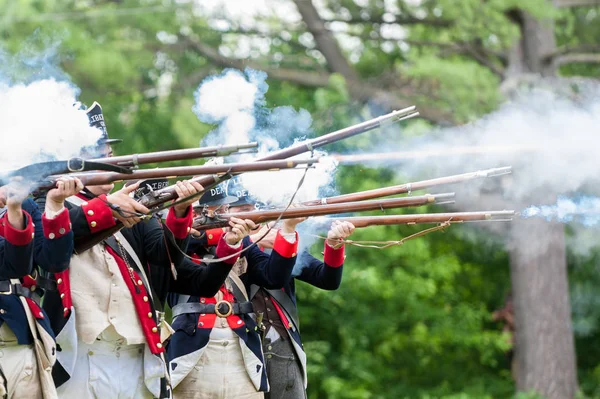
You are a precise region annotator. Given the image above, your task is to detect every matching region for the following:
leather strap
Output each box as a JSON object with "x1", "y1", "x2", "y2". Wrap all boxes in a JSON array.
[
  {"x1": 251, "y1": 285, "x2": 300, "y2": 333},
  {"x1": 0, "y1": 280, "x2": 42, "y2": 306},
  {"x1": 171, "y1": 301, "x2": 254, "y2": 318},
  {"x1": 33, "y1": 275, "x2": 58, "y2": 292}
]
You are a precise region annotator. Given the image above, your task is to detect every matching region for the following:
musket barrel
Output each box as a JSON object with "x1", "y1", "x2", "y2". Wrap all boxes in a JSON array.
[
  {"x1": 91, "y1": 143, "x2": 259, "y2": 167},
  {"x1": 320, "y1": 211, "x2": 515, "y2": 228},
  {"x1": 62, "y1": 158, "x2": 318, "y2": 187},
  {"x1": 193, "y1": 191, "x2": 452, "y2": 230},
  {"x1": 302, "y1": 167, "x2": 512, "y2": 206}
]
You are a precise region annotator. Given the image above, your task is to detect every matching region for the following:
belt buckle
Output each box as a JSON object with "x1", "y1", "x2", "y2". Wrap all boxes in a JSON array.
[
  {"x1": 0, "y1": 284, "x2": 13, "y2": 295},
  {"x1": 215, "y1": 300, "x2": 233, "y2": 318}
]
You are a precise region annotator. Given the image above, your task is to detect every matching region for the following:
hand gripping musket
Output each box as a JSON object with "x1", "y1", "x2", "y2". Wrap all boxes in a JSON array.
[
  {"x1": 315, "y1": 211, "x2": 515, "y2": 227},
  {"x1": 301, "y1": 166, "x2": 512, "y2": 206},
  {"x1": 91, "y1": 142, "x2": 259, "y2": 168},
  {"x1": 192, "y1": 192, "x2": 454, "y2": 230},
  {"x1": 70, "y1": 158, "x2": 317, "y2": 253}
]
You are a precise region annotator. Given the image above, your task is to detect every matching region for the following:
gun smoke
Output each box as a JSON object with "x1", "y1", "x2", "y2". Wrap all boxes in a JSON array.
[
  {"x1": 193, "y1": 67, "x2": 338, "y2": 206},
  {"x1": 0, "y1": 48, "x2": 103, "y2": 173},
  {"x1": 354, "y1": 85, "x2": 600, "y2": 256}
]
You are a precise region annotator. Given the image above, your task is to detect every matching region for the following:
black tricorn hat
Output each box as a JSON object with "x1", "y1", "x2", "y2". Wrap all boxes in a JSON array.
[
  {"x1": 194, "y1": 183, "x2": 237, "y2": 208},
  {"x1": 86, "y1": 101, "x2": 122, "y2": 145}
]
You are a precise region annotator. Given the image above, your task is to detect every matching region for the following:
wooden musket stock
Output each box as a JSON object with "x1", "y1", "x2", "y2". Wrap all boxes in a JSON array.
[{"x1": 192, "y1": 192, "x2": 453, "y2": 230}]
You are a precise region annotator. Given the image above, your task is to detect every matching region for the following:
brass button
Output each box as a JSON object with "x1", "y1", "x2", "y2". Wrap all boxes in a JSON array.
[
  {"x1": 292, "y1": 253, "x2": 296, "y2": 257},
  {"x1": 152, "y1": 327, "x2": 158, "y2": 333},
  {"x1": 267, "y1": 354, "x2": 273, "y2": 359},
  {"x1": 57, "y1": 278, "x2": 63, "y2": 284},
  {"x1": 147, "y1": 312, "x2": 153, "y2": 318},
  {"x1": 198, "y1": 322, "x2": 204, "y2": 327},
  {"x1": 187, "y1": 227, "x2": 191, "y2": 233},
  {"x1": 48, "y1": 233, "x2": 55, "y2": 240},
  {"x1": 91, "y1": 221, "x2": 97, "y2": 228},
  {"x1": 200, "y1": 298, "x2": 206, "y2": 303},
  {"x1": 288, "y1": 323, "x2": 293, "y2": 328},
  {"x1": 267, "y1": 345, "x2": 272, "y2": 350},
  {"x1": 88, "y1": 350, "x2": 93, "y2": 355},
  {"x1": 0, "y1": 309, "x2": 5, "y2": 314},
  {"x1": 137, "y1": 280, "x2": 143, "y2": 286},
  {"x1": 208, "y1": 234, "x2": 213, "y2": 240},
  {"x1": 31, "y1": 233, "x2": 35, "y2": 239},
  {"x1": 60, "y1": 293, "x2": 65, "y2": 299},
  {"x1": 59, "y1": 228, "x2": 66, "y2": 235},
  {"x1": 63, "y1": 307, "x2": 68, "y2": 313},
  {"x1": 87, "y1": 210, "x2": 94, "y2": 216},
  {"x1": 31, "y1": 285, "x2": 36, "y2": 291},
  {"x1": 156, "y1": 343, "x2": 163, "y2": 349},
  {"x1": 143, "y1": 296, "x2": 149, "y2": 302}
]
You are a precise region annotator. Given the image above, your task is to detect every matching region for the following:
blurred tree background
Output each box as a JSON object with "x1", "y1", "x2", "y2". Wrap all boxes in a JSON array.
[{"x1": 1, "y1": 0, "x2": 600, "y2": 397}]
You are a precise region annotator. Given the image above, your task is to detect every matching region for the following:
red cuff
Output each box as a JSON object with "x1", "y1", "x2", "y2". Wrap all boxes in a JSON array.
[
  {"x1": 82, "y1": 195, "x2": 116, "y2": 232},
  {"x1": 42, "y1": 208, "x2": 72, "y2": 239},
  {"x1": 166, "y1": 206, "x2": 193, "y2": 240},
  {"x1": 324, "y1": 242, "x2": 345, "y2": 268},
  {"x1": 273, "y1": 231, "x2": 299, "y2": 259},
  {"x1": 206, "y1": 229, "x2": 224, "y2": 246},
  {"x1": 2, "y1": 211, "x2": 34, "y2": 246},
  {"x1": 215, "y1": 236, "x2": 241, "y2": 265}
]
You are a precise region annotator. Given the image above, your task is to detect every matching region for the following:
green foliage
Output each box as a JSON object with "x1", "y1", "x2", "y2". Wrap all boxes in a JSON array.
[{"x1": 2, "y1": 0, "x2": 600, "y2": 398}]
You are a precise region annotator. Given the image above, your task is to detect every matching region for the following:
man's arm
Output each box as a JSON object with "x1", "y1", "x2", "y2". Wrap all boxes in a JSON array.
[{"x1": 170, "y1": 257, "x2": 233, "y2": 298}]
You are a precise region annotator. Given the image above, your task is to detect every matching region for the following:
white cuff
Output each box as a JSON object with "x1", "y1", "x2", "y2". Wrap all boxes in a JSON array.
[
  {"x1": 44, "y1": 206, "x2": 66, "y2": 220},
  {"x1": 280, "y1": 231, "x2": 297, "y2": 244},
  {"x1": 227, "y1": 240, "x2": 243, "y2": 249}
]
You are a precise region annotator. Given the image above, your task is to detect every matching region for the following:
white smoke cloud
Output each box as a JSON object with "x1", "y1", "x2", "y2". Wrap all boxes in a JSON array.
[
  {"x1": 353, "y1": 85, "x2": 600, "y2": 256},
  {"x1": 0, "y1": 79, "x2": 103, "y2": 172},
  {"x1": 193, "y1": 68, "x2": 338, "y2": 207}
]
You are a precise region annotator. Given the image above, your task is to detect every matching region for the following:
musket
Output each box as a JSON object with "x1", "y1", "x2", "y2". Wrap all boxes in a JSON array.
[
  {"x1": 192, "y1": 192, "x2": 454, "y2": 230},
  {"x1": 138, "y1": 106, "x2": 419, "y2": 208},
  {"x1": 72, "y1": 158, "x2": 318, "y2": 253},
  {"x1": 74, "y1": 107, "x2": 418, "y2": 252},
  {"x1": 91, "y1": 143, "x2": 259, "y2": 168},
  {"x1": 50, "y1": 158, "x2": 318, "y2": 188},
  {"x1": 301, "y1": 166, "x2": 512, "y2": 206},
  {"x1": 315, "y1": 211, "x2": 515, "y2": 227}
]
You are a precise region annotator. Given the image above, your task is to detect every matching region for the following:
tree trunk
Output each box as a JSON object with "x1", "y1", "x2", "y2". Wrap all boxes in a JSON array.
[
  {"x1": 505, "y1": 3, "x2": 579, "y2": 398},
  {"x1": 510, "y1": 220, "x2": 578, "y2": 399}
]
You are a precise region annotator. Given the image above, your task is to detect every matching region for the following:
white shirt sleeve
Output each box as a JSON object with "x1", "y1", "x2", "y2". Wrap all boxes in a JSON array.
[{"x1": 44, "y1": 206, "x2": 66, "y2": 220}]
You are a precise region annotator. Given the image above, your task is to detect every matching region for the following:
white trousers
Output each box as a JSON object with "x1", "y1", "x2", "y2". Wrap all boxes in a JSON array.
[
  {"x1": 173, "y1": 328, "x2": 264, "y2": 399},
  {"x1": 0, "y1": 323, "x2": 42, "y2": 399},
  {"x1": 57, "y1": 335, "x2": 152, "y2": 399}
]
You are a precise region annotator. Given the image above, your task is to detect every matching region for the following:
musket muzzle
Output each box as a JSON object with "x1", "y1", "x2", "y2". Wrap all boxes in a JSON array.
[
  {"x1": 430, "y1": 192, "x2": 456, "y2": 205},
  {"x1": 479, "y1": 166, "x2": 512, "y2": 178}
]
